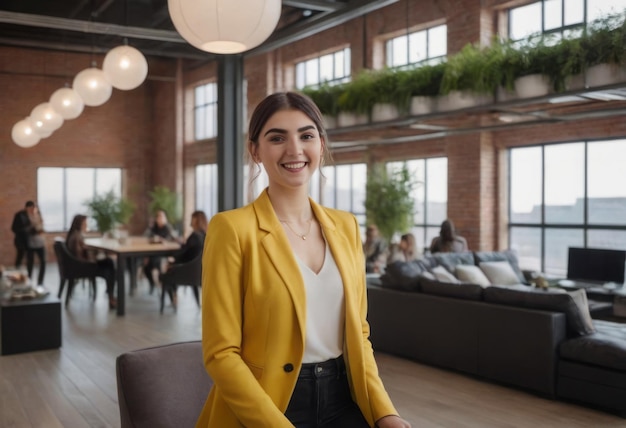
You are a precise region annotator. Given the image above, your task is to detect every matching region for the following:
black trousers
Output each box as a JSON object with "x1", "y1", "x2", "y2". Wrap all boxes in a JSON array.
[
  {"x1": 26, "y1": 247, "x2": 46, "y2": 285},
  {"x1": 15, "y1": 246, "x2": 25, "y2": 268},
  {"x1": 285, "y1": 356, "x2": 370, "y2": 428}
]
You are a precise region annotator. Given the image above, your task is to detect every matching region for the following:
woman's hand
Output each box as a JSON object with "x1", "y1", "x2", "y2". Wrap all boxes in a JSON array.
[{"x1": 376, "y1": 415, "x2": 412, "y2": 428}]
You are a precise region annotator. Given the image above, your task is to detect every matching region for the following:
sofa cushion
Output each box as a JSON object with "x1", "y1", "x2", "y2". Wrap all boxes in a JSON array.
[
  {"x1": 431, "y1": 265, "x2": 460, "y2": 283},
  {"x1": 432, "y1": 252, "x2": 475, "y2": 274},
  {"x1": 559, "y1": 320, "x2": 626, "y2": 371},
  {"x1": 483, "y1": 285, "x2": 595, "y2": 337},
  {"x1": 474, "y1": 250, "x2": 526, "y2": 284},
  {"x1": 379, "y1": 260, "x2": 424, "y2": 291},
  {"x1": 455, "y1": 264, "x2": 491, "y2": 287},
  {"x1": 419, "y1": 274, "x2": 484, "y2": 301},
  {"x1": 479, "y1": 261, "x2": 520, "y2": 286}
]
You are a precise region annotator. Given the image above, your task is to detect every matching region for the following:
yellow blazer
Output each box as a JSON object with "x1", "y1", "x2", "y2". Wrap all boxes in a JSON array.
[{"x1": 196, "y1": 189, "x2": 397, "y2": 428}]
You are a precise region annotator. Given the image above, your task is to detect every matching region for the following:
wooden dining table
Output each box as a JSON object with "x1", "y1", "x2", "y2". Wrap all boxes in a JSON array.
[{"x1": 84, "y1": 236, "x2": 181, "y2": 316}]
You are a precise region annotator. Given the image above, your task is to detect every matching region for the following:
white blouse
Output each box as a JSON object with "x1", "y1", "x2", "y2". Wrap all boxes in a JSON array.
[{"x1": 295, "y1": 243, "x2": 345, "y2": 364}]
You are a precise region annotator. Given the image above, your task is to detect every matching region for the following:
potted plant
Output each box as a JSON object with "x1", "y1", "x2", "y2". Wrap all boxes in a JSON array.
[
  {"x1": 85, "y1": 190, "x2": 136, "y2": 236},
  {"x1": 364, "y1": 162, "x2": 416, "y2": 243}
]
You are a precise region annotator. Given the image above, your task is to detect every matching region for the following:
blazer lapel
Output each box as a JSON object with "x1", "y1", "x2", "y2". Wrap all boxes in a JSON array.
[{"x1": 253, "y1": 190, "x2": 307, "y2": 338}]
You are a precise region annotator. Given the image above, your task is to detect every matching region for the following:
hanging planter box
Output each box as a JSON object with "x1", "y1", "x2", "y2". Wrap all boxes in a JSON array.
[
  {"x1": 496, "y1": 86, "x2": 517, "y2": 103},
  {"x1": 436, "y1": 90, "x2": 491, "y2": 112},
  {"x1": 410, "y1": 96, "x2": 435, "y2": 115},
  {"x1": 565, "y1": 73, "x2": 585, "y2": 91},
  {"x1": 371, "y1": 103, "x2": 400, "y2": 122},
  {"x1": 585, "y1": 63, "x2": 626, "y2": 88},
  {"x1": 514, "y1": 74, "x2": 551, "y2": 98},
  {"x1": 323, "y1": 114, "x2": 337, "y2": 129},
  {"x1": 337, "y1": 112, "x2": 368, "y2": 127}
]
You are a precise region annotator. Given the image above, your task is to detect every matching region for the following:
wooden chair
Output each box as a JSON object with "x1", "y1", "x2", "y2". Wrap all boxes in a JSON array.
[
  {"x1": 158, "y1": 254, "x2": 202, "y2": 313},
  {"x1": 53, "y1": 239, "x2": 99, "y2": 306},
  {"x1": 116, "y1": 341, "x2": 213, "y2": 428}
]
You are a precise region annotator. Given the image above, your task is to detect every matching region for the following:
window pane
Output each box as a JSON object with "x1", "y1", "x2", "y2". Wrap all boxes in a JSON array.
[
  {"x1": 37, "y1": 168, "x2": 64, "y2": 232},
  {"x1": 392, "y1": 34, "x2": 409, "y2": 67},
  {"x1": 588, "y1": 139, "x2": 626, "y2": 225},
  {"x1": 588, "y1": 0, "x2": 626, "y2": 22},
  {"x1": 195, "y1": 86, "x2": 204, "y2": 105},
  {"x1": 322, "y1": 166, "x2": 336, "y2": 207},
  {"x1": 426, "y1": 157, "x2": 447, "y2": 224},
  {"x1": 588, "y1": 229, "x2": 626, "y2": 251},
  {"x1": 544, "y1": 143, "x2": 584, "y2": 224},
  {"x1": 96, "y1": 169, "x2": 121, "y2": 196},
  {"x1": 428, "y1": 25, "x2": 447, "y2": 58},
  {"x1": 544, "y1": 0, "x2": 563, "y2": 31},
  {"x1": 196, "y1": 164, "x2": 218, "y2": 219},
  {"x1": 334, "y1": 50, "x2": 345, "y2": 79},
  {"x1": 408, "y1": 31, "x2": 426, "y2": 64},
  {"x1": 67, "y1": 168, "x2": 95, "y2": 226},
  {"x1": 564, "y1": 0, "x2": 584, "y2": 26},
  {"x1": 510, "y1": 147, "x2": 542, "y2": 223},
  {"x1": 510, "y1": 2, "x2": 542, "y2": 39},
  {"x1": 336, "y1": 165, "x2": 352, "y2": 211},
  {"x1": 319, "y1": 54, "x2": 333, "y2": 83},
  {"x1": 305, "y1": 59, "x2": 318, "y2": 86},
  {"x1": 296, "y1": 62, "x2": 305, "y2": 89},
  {"x1": 407, "y1": 159, "x2": 426, "y2": 224},
  {"x1": 351, "y1": 164, "x2": 367, "y2": 214},
  {"x1": 510, "y1": 226, "x2": 542, "y2": 271},
  {"x1": 545, "y1": 228, "x2": 584, "y2": 276}
]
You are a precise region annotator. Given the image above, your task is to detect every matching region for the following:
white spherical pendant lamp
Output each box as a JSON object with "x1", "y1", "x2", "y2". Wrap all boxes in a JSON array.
[
  {"x1": 12, "y1": 118, "x2": 41, "y2": 148},
  {"x1": 73, "y1": 67, "x2": 113, "y2": 106},
  {"x1": 168, "y1": 0, "x2": 281, "y2": 54},
  {"x1": 30, "y1": 102, "x2": 64, "y2": 134},
  {"x1": 50, "y1": 87, "x2": 85, "y2": 119},
  {"x1": 103, "y1": 45, "x2": 148, "y2": 90}
]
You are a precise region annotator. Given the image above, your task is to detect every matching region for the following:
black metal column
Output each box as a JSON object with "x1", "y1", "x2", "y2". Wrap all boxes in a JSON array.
[{"x1": 217, "y1": 55, "x2": 244, "y2": 212}]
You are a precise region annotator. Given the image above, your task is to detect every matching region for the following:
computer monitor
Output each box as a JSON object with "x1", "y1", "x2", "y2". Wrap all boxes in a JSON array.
[{"x1": 567, "y1": 247, "x2": 626, "y2": 284}]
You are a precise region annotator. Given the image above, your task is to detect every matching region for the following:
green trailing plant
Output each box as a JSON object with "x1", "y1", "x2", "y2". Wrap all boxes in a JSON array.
[
  {"x1": 364, "y1": 163, "x2": 416, "y2": 243},
  {"x1": 148, "y1": 185, "x2": 182, "y2": 225},
  {"x1": 85, "y1": 190, "x2": 136, "y2": 234},
  {"x1": 302, "y1": 11, "x2": 625, "y2": 116}
]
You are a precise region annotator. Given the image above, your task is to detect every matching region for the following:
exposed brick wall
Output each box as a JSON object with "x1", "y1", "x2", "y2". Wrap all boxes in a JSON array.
[{"x1": 1, "y1": 0, "x2": 625, "y2": 268}]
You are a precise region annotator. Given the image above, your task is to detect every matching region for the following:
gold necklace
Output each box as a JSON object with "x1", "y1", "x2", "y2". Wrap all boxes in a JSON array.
[{"x1": 280, "y1": 218, "x2": 313, "y2": 240}]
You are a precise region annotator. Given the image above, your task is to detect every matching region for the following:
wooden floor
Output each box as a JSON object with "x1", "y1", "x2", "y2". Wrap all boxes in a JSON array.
[{"x1": 1, "y1": 264, "x2": 625, "y2": 427}]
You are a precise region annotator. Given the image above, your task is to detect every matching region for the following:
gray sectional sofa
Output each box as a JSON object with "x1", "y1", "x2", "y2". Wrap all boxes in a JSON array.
[{"x1": 366, "y1": 251, "x2": 626, "y2": 416}]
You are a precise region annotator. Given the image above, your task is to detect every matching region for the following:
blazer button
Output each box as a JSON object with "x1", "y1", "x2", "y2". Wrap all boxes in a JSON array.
[{"x1": 283, "y1": 363, "x2": 294, "y2": 373}]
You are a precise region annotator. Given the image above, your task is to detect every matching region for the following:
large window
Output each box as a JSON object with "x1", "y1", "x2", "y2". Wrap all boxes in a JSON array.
[
  {"x1": 509, "y1": 0, "x2": 626, "y2": 41},
  {"x1": 386, "y1": 24, "x2": 447, "y2": 68},
  {"x1": 37, "y1": 167, "x2": 122, "y2": 232},
  {"x1": 508, "y1": 138, "x2": 626, "y2": 276},
  {"x1": 295, "y1": 48, "x2": 351, "y2": 89},
  {"x1": 195, "y1": 164, "x2": 219, "y2": 219},
  {"x1": 323, "y1": 163, "x2": 367, "y2": 226},
  {"x1": 387, "y1": 158, "x2": 448, "y2": 254},
  {"x1": 194, "y1": 82, "x2": 218, "y2": 140}
]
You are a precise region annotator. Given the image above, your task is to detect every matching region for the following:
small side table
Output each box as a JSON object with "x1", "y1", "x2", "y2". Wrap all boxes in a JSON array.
[{"x1": 0, "y1": 294, "x2": 62, "y2": 355}]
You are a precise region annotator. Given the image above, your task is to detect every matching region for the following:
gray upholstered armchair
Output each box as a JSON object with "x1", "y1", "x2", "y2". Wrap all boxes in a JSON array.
[{"x1": 116, "y1": 340, "x2": 212, "y2": 428}]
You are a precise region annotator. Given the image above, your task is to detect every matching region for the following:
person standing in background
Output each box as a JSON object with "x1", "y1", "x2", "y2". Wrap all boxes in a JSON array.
[{"x1": 12, "y1": 201, "x2": 46, "y2": 284}]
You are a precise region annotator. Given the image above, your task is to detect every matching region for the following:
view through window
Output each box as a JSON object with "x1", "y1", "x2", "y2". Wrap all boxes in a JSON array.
[
  {"x1": 509, "y1": 139, "x2": 626, "y2": 276},
  {"x1": 385, "y1": 24, "x2": 447, "y2": 68},
  {"x1": 295, "y1": 48, "x2": 351, "y2": 89},
  {"x1": 194, "y1": 82, "x2": 218, "y2": 140},
  {"x1": 37, "y1": 167, "x2": 122, "y2": 232}
]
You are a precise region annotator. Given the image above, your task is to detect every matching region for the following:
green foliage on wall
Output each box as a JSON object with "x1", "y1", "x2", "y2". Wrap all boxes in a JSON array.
[{"x1": 302, "y1": 12, "x2": 625, "y2": 116}]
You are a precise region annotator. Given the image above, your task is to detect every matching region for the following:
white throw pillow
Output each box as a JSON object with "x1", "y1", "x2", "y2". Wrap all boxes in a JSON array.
[
  {"x1": 431, "y1": 265, "x2": 460, "y2": 283},
  {"x1": 479, "y1": 261, "x2": 520, "y2": 286},
  {"x1": 455, "y1": 264, "x2": 491, "y2": 287}
]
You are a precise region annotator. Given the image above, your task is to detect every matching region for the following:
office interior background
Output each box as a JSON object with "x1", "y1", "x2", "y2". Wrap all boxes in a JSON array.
[{"x1": 1, "y1": 0, "x2": 626, "y2": 278}]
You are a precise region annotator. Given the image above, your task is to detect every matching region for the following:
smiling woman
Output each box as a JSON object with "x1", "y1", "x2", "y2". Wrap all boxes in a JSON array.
[{"x1": 197, "y1": 92, "x2": 411, "y2": 428}]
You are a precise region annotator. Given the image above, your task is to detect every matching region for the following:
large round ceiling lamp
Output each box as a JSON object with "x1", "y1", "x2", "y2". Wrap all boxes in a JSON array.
[
  {"x1": 168, "y1": 0, "x2": 281, "y2": 54},
  {"x1": 30, "y1": 102, "x2": 64, "y2": 134},
  {"x1": 103, "y1": 45, "x2": 148, "y2": 90},
  {"x1": 73, "y1": 67, "x2": 113, "y2": 106},
  {"x1": 12, "y1": 118, "x2": 41, "y2": 148},
  {"x1": 50, "y1": 87, "x2": 85, "y2": 119}
]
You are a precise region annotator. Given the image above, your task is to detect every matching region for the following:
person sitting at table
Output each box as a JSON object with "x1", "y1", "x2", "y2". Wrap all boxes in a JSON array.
[
  {"x1": 143, "y1": 209, "x2": 176, "y2": 293},
  {"x1": 162, "y1": 210, "x2": 208, "y2": 307},
  {"x1": 66, "y1": 214, "x2": 117, "y2": 309}
]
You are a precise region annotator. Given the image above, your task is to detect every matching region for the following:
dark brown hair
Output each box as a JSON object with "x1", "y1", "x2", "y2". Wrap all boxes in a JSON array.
[
  {"x1": 191, "y1": 210, "x2": 208, "y2": 233},
  {"x1": 66, "y1": 214, "x2": 87, "y2": 245}
]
